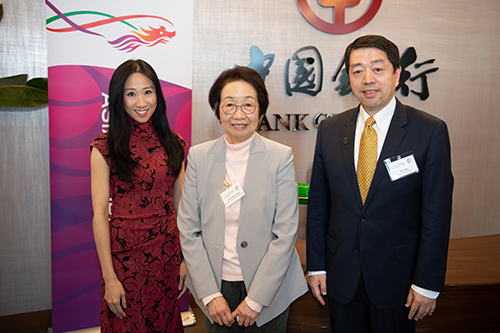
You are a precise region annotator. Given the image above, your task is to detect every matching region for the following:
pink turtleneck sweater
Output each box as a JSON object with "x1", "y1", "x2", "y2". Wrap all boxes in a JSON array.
[{"x1": 201, "y1": 133, "x2": 263, "y2": 313}]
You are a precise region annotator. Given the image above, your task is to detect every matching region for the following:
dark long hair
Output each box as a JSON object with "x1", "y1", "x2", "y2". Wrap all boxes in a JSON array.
[{"x1": 107, "y1": 59, "x2": 184, "y2": 182}]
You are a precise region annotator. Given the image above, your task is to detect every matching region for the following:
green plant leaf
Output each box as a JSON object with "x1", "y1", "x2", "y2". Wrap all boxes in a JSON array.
[
  {"x1": 0, "y1": 6, "x2": 48, "y2": 108},
  {"x1": 0, "y1": 74, "x2": 28, "y2": 87},
  {"x1": 0, "y1": 85, "x2": 48, "y2": 107},
  {"x1": 26, "y1": 77, "x2": 48, "y2": 91}
]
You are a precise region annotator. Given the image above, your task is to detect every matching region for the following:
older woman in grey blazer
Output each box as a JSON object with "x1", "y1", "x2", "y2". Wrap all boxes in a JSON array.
[{"x1": 177, "y1": 66, "x2": 307, "y2": 332}]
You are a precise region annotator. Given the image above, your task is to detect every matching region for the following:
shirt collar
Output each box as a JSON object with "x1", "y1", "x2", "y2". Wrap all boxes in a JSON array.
[{"x1": 358, "y1": 97, "x2": 396, "y2": 132}]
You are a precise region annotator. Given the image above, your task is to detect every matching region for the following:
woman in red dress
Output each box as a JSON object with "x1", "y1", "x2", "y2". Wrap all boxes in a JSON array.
[{"x1": 91, "y1": 59, "x2": 186, "y2": 332}]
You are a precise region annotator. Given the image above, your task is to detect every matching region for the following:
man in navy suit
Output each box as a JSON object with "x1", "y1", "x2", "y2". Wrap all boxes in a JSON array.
[{"x1": 306, "y1": 35, "x2": 453, "y2": 332}]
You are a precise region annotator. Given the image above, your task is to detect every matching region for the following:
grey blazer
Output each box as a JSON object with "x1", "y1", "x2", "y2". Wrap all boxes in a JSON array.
[{"x1": 177, "y1": 133, "x2": 307, "y2": 326}]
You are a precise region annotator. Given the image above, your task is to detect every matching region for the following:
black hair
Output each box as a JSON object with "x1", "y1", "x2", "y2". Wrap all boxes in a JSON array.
[
  {"x1": 345, "y1": 35, "x2": 400, "y2": 74},
  {"x1": 208, "y1": 66, "x2": 269, "y2": 120},
  {"x1": 107, "y1": 59, "x2": 184, "y2": 182}
]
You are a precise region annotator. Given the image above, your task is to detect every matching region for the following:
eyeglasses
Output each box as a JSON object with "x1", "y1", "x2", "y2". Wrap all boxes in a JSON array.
[{"x1": 220, "y1": 102, "x2": 258, "y2": 115}]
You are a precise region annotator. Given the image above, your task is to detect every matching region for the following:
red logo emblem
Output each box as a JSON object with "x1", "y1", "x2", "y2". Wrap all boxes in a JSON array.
[{"x1": 297, "y1": 0, "x2": 383, "y2": 34}]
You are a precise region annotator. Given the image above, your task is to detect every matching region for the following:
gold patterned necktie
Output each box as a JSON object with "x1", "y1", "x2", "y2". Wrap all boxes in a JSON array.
[{"x1": 357, "y1": 117, "x2": 377, "y2": 205}]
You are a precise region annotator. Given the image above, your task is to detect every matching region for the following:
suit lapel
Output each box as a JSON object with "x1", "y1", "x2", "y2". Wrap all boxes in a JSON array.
[
  {"x1": 211, "y1": 136, "x2": 228, "y2": 232},
  {"x1": 212, "y1": 136, "x2": 227, "y2": 184},
  {"x1": 363, "y1": 100, "x2": 408, "y2": 209},
  {"x1": 212, "y1": 135, "x2": 227, "y2": 158},
  {"x1": 340, "y1": 108, "x2": 363, "y2": 208},
  {"x1": 240, "y1": 134, "x2": 265, "y2": 225}
]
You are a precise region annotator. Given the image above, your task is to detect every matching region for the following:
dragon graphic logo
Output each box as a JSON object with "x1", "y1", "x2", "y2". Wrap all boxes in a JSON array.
[{"x1": 46, "y1": 0, "x2": 175, "y2": 53}]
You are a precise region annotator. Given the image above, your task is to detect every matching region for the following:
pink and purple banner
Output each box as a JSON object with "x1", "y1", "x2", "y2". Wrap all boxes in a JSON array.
[{"x1": 46, "y1": 1, "x2": 193, "y2": 332}]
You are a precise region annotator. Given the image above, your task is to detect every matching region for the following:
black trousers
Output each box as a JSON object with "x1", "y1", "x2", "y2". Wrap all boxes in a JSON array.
[
  {"x1": 204, "y1": 280, "x2": 289, "y2": 333},
  {"x1": 328, "y1": 275, "x2": 415, "y2": 333}
]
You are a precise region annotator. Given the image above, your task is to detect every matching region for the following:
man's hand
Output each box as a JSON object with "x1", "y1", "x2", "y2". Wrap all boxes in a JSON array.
[
  {"x1": 232, "y1": 299, "x2": 259, "y2": 327},
  {"x1": 308, "y1": 274, "x2": 327, "y2": 306},
  {"x1": 405, "y1": 288, "x2": 436, "y2": 321},
  {"x1": 207, "y1": 296, "x2": 235, "y2": 327}
]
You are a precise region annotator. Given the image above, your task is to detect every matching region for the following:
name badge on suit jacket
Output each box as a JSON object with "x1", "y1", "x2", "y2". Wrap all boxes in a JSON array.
[
  {"x1": 384, "y1": 151, "x2": 419, "y2": 181},
  {"x1": 219, "y1": 181, "x2": 245, "y2": 208}
]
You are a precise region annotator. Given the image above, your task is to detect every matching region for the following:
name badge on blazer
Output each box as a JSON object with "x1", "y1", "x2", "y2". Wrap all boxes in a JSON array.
[
  {"x1": 384, "y1": 151, "x2": 419, "y2": 181},
  {"x1": 219, "y1": 181, "x2": 245, "y2": 208}
]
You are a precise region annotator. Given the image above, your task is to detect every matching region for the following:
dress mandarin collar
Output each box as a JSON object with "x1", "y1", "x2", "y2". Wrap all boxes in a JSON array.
[{"x1": 129, "y1": 116, "x2": 155, "y2": 136}]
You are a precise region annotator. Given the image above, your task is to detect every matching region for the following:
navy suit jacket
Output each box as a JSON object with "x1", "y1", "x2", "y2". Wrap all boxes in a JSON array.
[{"x1": 306, "y1": 99, "x2": 453, "y2": 309}]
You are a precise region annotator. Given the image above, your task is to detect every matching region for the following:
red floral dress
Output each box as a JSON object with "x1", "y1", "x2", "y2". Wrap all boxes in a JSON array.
[{"x1": 91, "y1": 119, "x2": 184, "y2": 332}]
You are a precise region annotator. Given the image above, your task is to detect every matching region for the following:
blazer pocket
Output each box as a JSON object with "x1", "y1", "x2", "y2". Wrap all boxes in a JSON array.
[
  {"x1": 395, "y1": 241, "x2": 419, "y2": 261},
  {"x1": 326, "y1": 234, "x2": 337, "y2": 254}
]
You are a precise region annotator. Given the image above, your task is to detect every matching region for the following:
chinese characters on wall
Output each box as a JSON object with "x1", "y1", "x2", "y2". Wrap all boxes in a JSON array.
[{"x1": 240, "y1": 45, "x2": 438, "y2": 130}]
